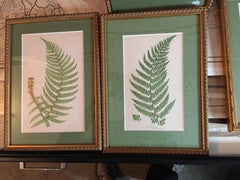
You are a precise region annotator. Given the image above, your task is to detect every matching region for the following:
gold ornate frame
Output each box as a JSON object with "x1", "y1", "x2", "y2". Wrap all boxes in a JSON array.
[
  {"x1": 101, "y1": 9, "x2": 208, "y2": 154},
  {"x1": 219, "y1": 0, "x2": 240, "y2": 131},
  {"x1": 105, "y1": 0, "x2": 214, "y2": 14},
  {"x1": 5, "y1": 13, "x2": 102, "y2": 151}
]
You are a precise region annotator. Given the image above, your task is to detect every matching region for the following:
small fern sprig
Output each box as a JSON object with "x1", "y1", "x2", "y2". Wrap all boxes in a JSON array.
[
  {"x1": 130, "y1": 35, "x2": 176, "y2": 126},
  {"x1": 28, "y1": 37, "x2": 79, "y2": 128}
]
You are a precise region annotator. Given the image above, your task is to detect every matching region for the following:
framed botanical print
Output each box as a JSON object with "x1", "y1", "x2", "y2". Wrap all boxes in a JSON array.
[
  {"x1": 220, "y1": 0, "x2": 240, "y2": 131},
  {"x1": 105, "y1": 0, "x2": 214, "y2": 13},
  {"x1": 5, "y1": 13, "x2": 101, "y2": 150},
  {"x1": 101, "y1": 9, "x2": 208, "y2": 154}
]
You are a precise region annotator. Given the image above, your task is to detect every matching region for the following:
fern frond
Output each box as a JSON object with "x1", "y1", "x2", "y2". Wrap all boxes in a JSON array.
[
  {"x1": 130, "y1": 80, "x2": 150, "y2": 95},
  {"x1": 30, "y1": 113, "x2": 42, "y2": 123},
  {"x1": 132, "y1": 99, "x2": 153, "y2": 110},
  {"x1": 139, "y1": 61, "x2": 152, "y2": 75},
  {"x1": 51, "y1": 109, "x2": 69, "y2": 116},
  {"x1": 134, "y1": 104, "x2": 154, "y2": 118},
  {"x1": 152, "y1": 72, "x2": 168, "y2": 89},
  {"x1": 28, "y1": 37, "x2": 79, "y2": 128},
  {"x1": 153, "y1": 86, "x2": 168, "y2": 102},
  {"x1": 131, "y1": 74, "x2": 149, "y2": 88},
  {"x1": 136, "y1": 69, "x2": 150, "y2": 81},
  {"x1": 130, "y1": 35, "x2": 176, "y2": 126},
  {"x1": 130, "y1": 89, "x2": 151, "y2": 103},
  {"x1": 159, "y1": 100, "x2": 175, "y2": 119},
  {"x1": 62, "y1": 78, "x2": 78, "y2": 86},
  {"x1": 48, "y1": 116, "x2": 65, "y2": 123},
  {"x1": 143, "y1": 54, "x2": 153, "y2": 69}
]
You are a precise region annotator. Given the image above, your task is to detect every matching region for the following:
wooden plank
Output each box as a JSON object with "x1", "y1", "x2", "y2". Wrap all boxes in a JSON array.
[
  {"x1": 209, "y1": 123, "x2": 228, "y2": 133},
  {"x1": 208, "y1": 87, "x2": 226, "y2": 106},
  {"x1": 0, "y1": 115, "x2": 3, "y2": 149},
  {"x1": 207, "y1": 28, "x2": 223, "y2": 57},
  {"x1": 208, "y1": 106, "x2": 227, "y2": 119},
  {"x1": 0, "y1": 69, "x2": 4, "y2": 82},
  {"x1": 208, "y1": 99, "x2": 226, "y2": 106},
  {"x1": 208, "y1": 87, "x2": 226, "y2": 98},
  {"x1": 208, "y1": 62, "x2": 225, "y2": 76},
  {"x1": 207, "y1": 77, "x2": 227, "y2": 119},
  {"x1": 57, "y1": 0, "x2": 107, "y2": 14},
  {"x1": 208, "y1": 76, "x2": 226, "y2": 87},
  {"x1": 0, "y1": 81, "x2": 4, "y2": 115}
]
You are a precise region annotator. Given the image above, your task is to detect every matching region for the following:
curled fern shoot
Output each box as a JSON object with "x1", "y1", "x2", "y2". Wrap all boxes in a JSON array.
[
  {"x1": 27, "y1": 37, "x2": 79, "y2": 128},
  {"x1": 130, "y1": 35, "x2": 176, "y2": 126}
]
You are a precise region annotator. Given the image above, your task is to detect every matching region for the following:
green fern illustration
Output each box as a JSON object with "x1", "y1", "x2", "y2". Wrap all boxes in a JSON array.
[
  {"x1": 130, "y1": 35, "x2": 176, "y2": 126},
  {"x1": 27, "y1": 37, "x2": 79, "y2": 128}
]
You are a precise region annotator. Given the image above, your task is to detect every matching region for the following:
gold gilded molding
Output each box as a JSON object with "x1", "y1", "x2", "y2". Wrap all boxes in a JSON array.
[{"x1": 101, "y1": 8, "x2": 208, "y2": 154}]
